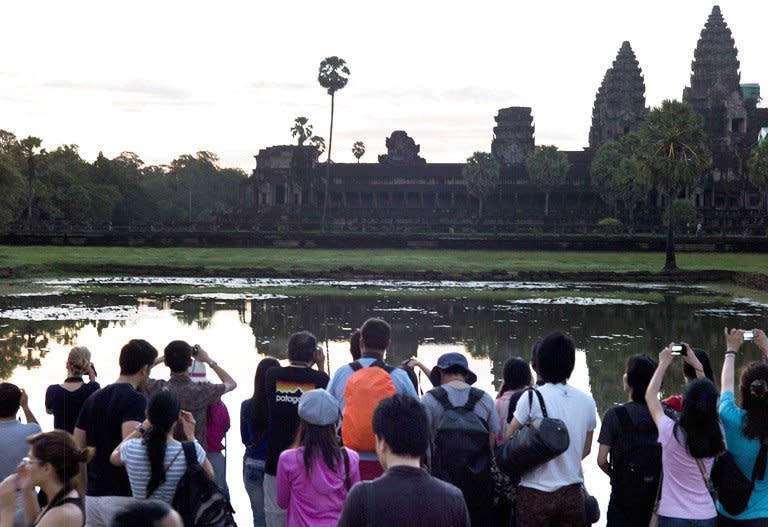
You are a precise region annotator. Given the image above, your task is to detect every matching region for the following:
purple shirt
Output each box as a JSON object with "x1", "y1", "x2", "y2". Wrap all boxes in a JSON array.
[
  {"x1": 657, "y1": 415, "x2": 716, "y2": 520},
  {"x1": 277, "y1": 446, "x2": 361, "y2": 527}
]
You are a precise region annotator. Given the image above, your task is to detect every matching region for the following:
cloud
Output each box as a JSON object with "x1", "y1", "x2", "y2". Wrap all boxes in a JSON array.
[
  {"x1": 248, "y1": 80, "x2": 314, "y2": 92},
  {"x1": 44, "y1": 79, "x2": 191, "y2": 100}
]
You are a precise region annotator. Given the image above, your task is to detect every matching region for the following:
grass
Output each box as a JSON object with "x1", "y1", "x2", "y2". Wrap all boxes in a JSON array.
[{"x1": 0, "y1": 245, "x2": 766, "y2": 277}]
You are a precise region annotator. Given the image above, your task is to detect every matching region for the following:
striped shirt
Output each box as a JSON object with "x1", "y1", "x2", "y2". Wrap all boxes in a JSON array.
[{"x1": 119, "y1": 439, "x2": 206, "y2": 503}]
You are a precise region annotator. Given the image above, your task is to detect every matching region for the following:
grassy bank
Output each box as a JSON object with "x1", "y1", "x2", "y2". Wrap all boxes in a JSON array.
[{"x1": 0, "y1": 245, "x2": 765, "y2": 277}]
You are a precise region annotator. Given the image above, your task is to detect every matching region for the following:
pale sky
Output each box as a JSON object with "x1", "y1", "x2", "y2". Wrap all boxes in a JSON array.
[{"x1": 1, "y1": 0, "x2": 766, "y2": 172}]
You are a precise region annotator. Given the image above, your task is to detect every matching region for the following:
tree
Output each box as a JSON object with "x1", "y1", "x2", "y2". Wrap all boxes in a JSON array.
[
  {"x1": 291, "y1": 117, "x2": 313, "y2": 146},
  {"x1": 463, "y1": 152, "x2": 499, "y2": 219},
  {"x1": 317, "y1": 56, "x2": 350, "y2": 230},
  {"x1": 18, "y1": 136, "x2": 42, "y2": 227},
  {"x1": 352, "y1": 141, "x2": 365, "y2": 163},
  {"x1": 310, "y1": 136, "x2": 326, "y2": 159},
  {"x1": 747, "y1": 140, "x2": 768, "y2": 212},
  {"x1": 0, "y1": 153, "x2": 24, "y2": 226},
  {"x1": 590, "y1": 141, "x2": 623, "y2": 215},
  {"x1": 636, "y1": 99, "x2": 710, "y2": 271},
  {"x1": 525, "y1": 145, "x2": 569, "y2": 216}
]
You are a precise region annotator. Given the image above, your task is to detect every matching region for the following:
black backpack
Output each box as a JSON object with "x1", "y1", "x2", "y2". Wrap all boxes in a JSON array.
[
  {"x1": 429, "y1": 387, "x2": 493, "y2": 514},
  {"x1": 610, "y1": 405, "x2": 661, "y2": 517},
  {"x1": 172, "y1": 442, "x2": 237, "y2": 527}
]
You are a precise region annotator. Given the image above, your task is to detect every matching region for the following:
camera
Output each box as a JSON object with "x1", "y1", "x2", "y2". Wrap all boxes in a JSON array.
[
  {"x1": 670, "y1": 344, "x2": 686, "y2": 356},
  {"x1": 192, "y1": 345, "x2": 200, "y2": 357},
  {"x1": 744, "y1": 330, "x2": 755, "y2": 341}
]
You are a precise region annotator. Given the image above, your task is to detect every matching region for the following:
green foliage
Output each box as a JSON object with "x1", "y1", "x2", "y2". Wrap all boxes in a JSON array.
[
  {"x1": 597, "y1": 217, "x2": 623, "y2": 233},
  {"x1": 311, "y1": 136, "x2": 326, "y2": 157},
  {"x1": 0, "y1": 153, "x2": 25, "y2": 226},
  {"x1": 662, "y1": 199, "x2": 697, "y2": 232},
  {"x1": 591, "y1": 135, "x2": 651, "y2": 225},
  {"x1": 525, "y1": 145, "x2": 569, "y2": 216},
  {"x1": 463, "y1": 152, "x2": 500, "y2": 217},
  {"x1": 291, "y1": 117, "x2": 313, "y2": 146},
  {"x1": 317, "y1": 56, "x2": 350, "y2": 95},
  {"x1": 748, "y1": 141, "x2": 768, "y2": 189},
  {"x1": 352, "y1": 141, "x2": 365, "y2": 162}
]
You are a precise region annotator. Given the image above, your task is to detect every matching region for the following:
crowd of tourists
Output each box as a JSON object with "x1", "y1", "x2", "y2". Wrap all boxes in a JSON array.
[{"x1": 0, "y1": 318, "x2": 767, "y2": 527}]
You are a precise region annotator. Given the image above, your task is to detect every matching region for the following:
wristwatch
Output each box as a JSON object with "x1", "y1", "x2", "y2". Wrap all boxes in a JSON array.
[{"x1": 135, "y1": 424, "x2": 146, "y2": 435}]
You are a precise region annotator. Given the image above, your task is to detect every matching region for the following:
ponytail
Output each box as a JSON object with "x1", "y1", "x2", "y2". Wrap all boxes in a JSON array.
[{"x1": 145, "y1": 389, "x2": 181, "y2": 498}]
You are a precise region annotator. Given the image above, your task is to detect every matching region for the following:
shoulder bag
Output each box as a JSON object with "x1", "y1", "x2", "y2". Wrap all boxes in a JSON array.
[{"x1": 710, "y1": 438, "x2": 768, "y2": 516}]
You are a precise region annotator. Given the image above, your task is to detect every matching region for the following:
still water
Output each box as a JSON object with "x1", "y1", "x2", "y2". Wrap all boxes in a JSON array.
[{"x1": 1, "y1": 276, "x2": 767, "y2": 526}]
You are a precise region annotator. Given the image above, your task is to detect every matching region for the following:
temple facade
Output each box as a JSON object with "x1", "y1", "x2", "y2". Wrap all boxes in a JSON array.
[{"x1": 246, "y1": 6, "x2": 768, "y2": 233}]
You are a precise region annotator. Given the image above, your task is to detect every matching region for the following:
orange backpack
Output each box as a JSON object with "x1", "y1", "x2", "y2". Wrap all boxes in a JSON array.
[{"x1": 341, "y1": 360, "x2": 397, "y2": 452}]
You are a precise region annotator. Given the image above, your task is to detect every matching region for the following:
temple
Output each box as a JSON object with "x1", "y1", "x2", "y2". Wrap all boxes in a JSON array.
[{"x1": 246, "y1": 6, "x2": 768, "y2": 233}]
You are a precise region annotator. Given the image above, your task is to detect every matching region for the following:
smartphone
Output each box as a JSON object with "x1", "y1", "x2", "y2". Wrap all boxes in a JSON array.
[
  {"x1": 670, "y1": 344, "x2": 685, "y2": 355},
  {"x1": 744, "y1": 331, "x2": 755, "y2": 341}
]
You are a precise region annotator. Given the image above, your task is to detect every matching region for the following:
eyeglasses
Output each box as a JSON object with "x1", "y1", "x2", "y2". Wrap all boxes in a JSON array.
[{"x1": 21, "y1": 457, "x2": 42, "y2": 465}]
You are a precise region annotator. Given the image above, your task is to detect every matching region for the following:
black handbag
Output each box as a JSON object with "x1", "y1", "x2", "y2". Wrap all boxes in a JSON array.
[
  {"x1": 711, "y1": 440, "x2": 768, "y2": 516},
  {"x1": 495, "y1": 387, "x2": 570, "y2": 480}
]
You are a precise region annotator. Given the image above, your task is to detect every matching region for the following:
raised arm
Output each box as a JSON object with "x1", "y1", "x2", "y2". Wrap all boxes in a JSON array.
[
  {"x1": 754, "y1": 329, "x2": 768, "y2": 363},
  {"x1": 195, "y1": 347, "x2": 237, "y2": 393},
  {"x1": 646, "y1": 346, "x2": 673, "y2": 427},
  {"x1": 19, "y1": 390, "x2": 38, "y2": 425},
  {"x1": 681, "y1": 343, "x2": 706, "y2": 380},
  {"x1": 722, "y1": 328, "x2": 745, "y2": 394}
]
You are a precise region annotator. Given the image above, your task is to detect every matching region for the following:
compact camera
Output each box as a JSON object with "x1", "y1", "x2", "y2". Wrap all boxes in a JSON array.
[{"x1": 670, "y1": 343, "x2": 686, "y2": 356}]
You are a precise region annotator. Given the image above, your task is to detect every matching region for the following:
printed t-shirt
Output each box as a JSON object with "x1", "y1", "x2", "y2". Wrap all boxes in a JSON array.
[
  {"x1": 422, "y1": 383, "x2": 500, "y2": 439},
  {"x1": 718, "y1": 390, "x2": 768, "y2": 520},
  {"x1": 241, "y1": 399, "x2": 268, "y2": 462},
  {"x1": 119, "y1": 439, "x2": 206, "y2": 503},
  {"x1": 75, "y1": 382, "x2": 147, "y2": 497},
  {"x1": 264, "y1": 366, "x2": 329, "y2": 475},
  {"x1": 513, "y1": 383, "x2": 597, "y2": 492},
  {"x1": 0, "y1": 420, "x2": 42, "y2": 479},
  {"x1": 656, "y1": 414, "x2": 716, "y2": 520},
  {"x1": 45, "y1": 381, "x2": 100, "y2": 433},
  {"x1": 144, "y1": 375, "x2": 226, "y2": 451}
]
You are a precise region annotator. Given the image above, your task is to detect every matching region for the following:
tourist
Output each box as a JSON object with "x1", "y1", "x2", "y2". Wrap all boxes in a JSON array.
[
  {"x1": 73, "y1": 339, "x2": 158, "y2": 527},
  {"x1": 143, "y1": 340, "x2": 236, "y2": 493},
  {"x1": 422, "y1": 352, "x2": 498, "y2": 526},
  {"x1": 111, "y1": 500, "x2": 183, "y2": 527},
  {"x1": 0, "y1": 430, "x2": 94, "y2": 527},
  {"x1": 662, "y1": 346, "x2": 714, "y2": 412},
  {"x1": 276, "y1": 389, "x2": 360, "y2": 527},
  {"x1": 645, "y1": 345, "x2": 721, "y2": 526},
  {"x1": 337, "y1": 394, "x2": 470, "y2": 527},
  {"x1": 263, "y1": 331, "x2": 329, "y2": 527},
  {"x1": 241, "y1": 357, "x2": 280, "y2": 527},
  {"x1": 717, "y1": 328, "x2": 768, "y2": 525},
  {"x1": 0, "y1": 383, "x2": 41, "y2": 527},
  {"x1": 597, "y1": 354, "x2": 660, "y2": 527},
  {"x1": 504, "y1": 331, "x2": 597, "y2": 527},
  {"x1": 348, "y1": 330, "x2": 361, "y2": 361},
  {"x1": 328, "y1": 318, "x2": 417, "y2": 480},
  {"x1": 495, "y1": 356, "x2": 533, "y2": 444},
  {"x1": 109, "y1": 389, "x2": 212, "y2": 502},
  {"x1": 45, "y1": 346, "x2": 99, "y2": 433}
]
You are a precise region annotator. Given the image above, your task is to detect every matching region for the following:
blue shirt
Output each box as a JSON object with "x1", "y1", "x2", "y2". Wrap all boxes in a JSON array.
[
  {"x1": 718, "y1": 391, "x2": 768, "y2": 520},
  {"x1": 240, "y1": 399, "x2": 268, "y2": 462}
]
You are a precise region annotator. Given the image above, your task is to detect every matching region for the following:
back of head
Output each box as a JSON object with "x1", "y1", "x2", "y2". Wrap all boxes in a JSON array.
[
  {"x1": 119, "y1": 339, "x2": 159, "y2": 376},
  {"x1": 360, "y1": 318, "x2": 390, "y2": 353},
  {"x1": 0, "y1": 383, "x2": 21, "y2": 418},
  {"x1": 28, "y1": 430, "x2": 94, "y2": 488},
  {"x1": 113, "y1": 500, "x2": 180, "y2": 527},
  {"x1": 145, "y1": 389, "x2": 181, "y2": 498},
  {"x1": 349, "y1": 330, "x2": 361, "y2": 361},
  {"x1": 739, "y1": 362, "x2": 768, "y2": 440},
  {"x1": 679, "y1": 378, "x2": 723, "y2": 458},
  {"x1": 626, "y1": 354, "x2": 657, "y2": 404},
  {"x1": 147, "y1": 389, "x2": 180, "y2": 430},
  {"x1": 287, "y1": 331, "x2": 317, "y2": 363},
  {"x1": 67, "y1": 346, "x2": 91, "y2": 376},
  {"x1": 164, "y1": 340, "x2": 193, "y2": 374},
  {"x1": 683, "y1": 349, "x2": 714, "y2": 382},
  {"x1": 536, "y1": 331, "x2": 575, "y2": 384},
  {"x1": 372, "y1": 394, "x2": 429, "y2": 458},
  {"x1": 500, "y1": 357, "x2": 532, "y2": 395}
]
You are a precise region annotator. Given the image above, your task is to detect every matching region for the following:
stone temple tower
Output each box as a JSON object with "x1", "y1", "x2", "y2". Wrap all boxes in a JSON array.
[
  {"x1": 491, "y1": 107, "x2": 535, "y2": 166},
  {"x1": 588, "y1": 41, "x2": 647, "y2": 149}
]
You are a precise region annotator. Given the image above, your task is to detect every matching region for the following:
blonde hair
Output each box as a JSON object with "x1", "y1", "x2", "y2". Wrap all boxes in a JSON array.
[{"x1": 67, "y1": 346, "x2": 91, "y2": 376}]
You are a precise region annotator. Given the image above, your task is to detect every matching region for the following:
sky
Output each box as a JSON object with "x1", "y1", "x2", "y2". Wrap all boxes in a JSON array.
[{"x1": 1, "y1": 0, "x2": 766, "y2": 172}]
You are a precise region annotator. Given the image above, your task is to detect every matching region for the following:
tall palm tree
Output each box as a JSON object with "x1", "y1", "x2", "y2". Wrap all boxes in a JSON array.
[
  {"x1": 310, "y1": 136, "x2": 326, "y2": 159},
  {"x1": 291, "y1": 117, "x2": 313, "y2": 146},
  {"x1": 19, "y1": 136, "x2": 42, "y2": 228},
  {"x1": 463, "y1": 152, "x2": 499, "y2": 219},
  {"x1": 317, "y1": 56, "x2": 350, "y2": 230},
  {"x1": 525, "y1": 145, "x2": 569, "y2": 216},
  {"x1": 352, "y1": 141, "x2": 365, "y2": 163}
]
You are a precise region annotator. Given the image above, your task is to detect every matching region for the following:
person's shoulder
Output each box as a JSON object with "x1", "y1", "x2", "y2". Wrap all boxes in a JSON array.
[
  {"x1": 23, "y1": 422, "x2": 42, "y2": 434},
  {"x1": 426, "y1": 473, "x2": 466, "y2": 498},
  {"x1": 343, "y1": 447, "x2": 360, "y2": 463},
  {"x1": 278, "y1": 447, "x2": 301, "y2": 466},
  {"x1": 41, "y1": 500, "x2": 83, "y2": 526}
]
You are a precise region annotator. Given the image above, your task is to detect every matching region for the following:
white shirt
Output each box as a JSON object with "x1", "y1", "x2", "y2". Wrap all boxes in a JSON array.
[{"x1": 512, "y1": 383, "x2": 597, "y2": 492}]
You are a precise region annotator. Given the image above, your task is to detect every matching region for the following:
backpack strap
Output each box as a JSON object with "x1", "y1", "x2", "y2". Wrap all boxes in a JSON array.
[
  {"x1": 181, "y1": 441, "x2": 198, "y2": 467},
  {"x1": 370, "y1": 359, "x2": 395, "y2": 374},
  {"x1": 349, "y1": 362, "x2": 363, "y2": 372},
  {"x1": 615, "y1": 405, "x2": 634, "y2": 434},
  {"x1": 752, "y1": 438, "x2": 768, "y2": 482},
  {"x1": 429, "y1": 386, "x2": 452, "y2": 411},
  {"x1": 341, "y1": 448, "x2": 351, "y2": 491},
  {"x1": 463, "y1": 387, "x2": 484, "y2": 412}
]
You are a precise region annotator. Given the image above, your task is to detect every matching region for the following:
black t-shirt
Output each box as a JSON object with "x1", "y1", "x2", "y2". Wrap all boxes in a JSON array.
[
  {"x1": 337, "y1": 466, "x2": 470, "y2": 527},
  {"x1": 45, "y1": 382, "x2": 100, "y2": 433},
  {"x1": 598, "y1": 401, "x2": 658, "y2": 463},
  {"x1": 75, "y1": 383, "x2": 147, "y2": 497},
  {"x1": 264, "y1": 366, "x2": 329, "y2": 475}
]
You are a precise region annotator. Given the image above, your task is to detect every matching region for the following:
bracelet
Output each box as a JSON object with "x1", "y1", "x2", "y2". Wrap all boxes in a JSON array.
[{"x1": 725, "y1": 351, "x2": 737, "y2": 357}]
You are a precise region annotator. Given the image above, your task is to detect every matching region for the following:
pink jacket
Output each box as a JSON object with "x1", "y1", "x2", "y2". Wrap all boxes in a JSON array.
[{"x1": 276, "y1": 446, "x2": 360, "y2": 527}]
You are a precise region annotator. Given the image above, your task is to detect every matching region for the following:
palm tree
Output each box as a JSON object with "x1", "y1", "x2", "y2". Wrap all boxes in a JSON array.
[
  {"x1": 636, "y1": 99, "x2": 710, "y2": 271},
  {"x1": 310, "y1": 136, "x2": 326, "y2": 159},
  {"x1": 747, "y1": 140, "x2": 768, "y2": 213},
  {"x1": 317, "y1": 56, "x2": 350, "y2": 230},
  {"x1": 525, "y1": 145, "x2": 570, "y2": 216},
  {"x1": 19, "y1": 136, "x2": 42, "y2": 228},
  {"x1": 291, "y1": 117, "x2": 313, "y2": 146},
  {"x1": 463, "y1": 152, "x2": 499, "y2": 219},
  {"x1": 352, "y1": 141, "x2": 365, "y2": 163}
]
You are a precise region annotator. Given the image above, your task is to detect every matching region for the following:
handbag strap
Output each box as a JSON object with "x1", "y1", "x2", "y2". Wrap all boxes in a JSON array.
[
  {"x1": 525, "y1": 386, "x2": 549, "y2": 420},
  {"x1": 695, "y1": 458, "x2": 717, "y2": 506},
  {"x1": 751, "y1": 439, "x2": 768, "y2": 482}
]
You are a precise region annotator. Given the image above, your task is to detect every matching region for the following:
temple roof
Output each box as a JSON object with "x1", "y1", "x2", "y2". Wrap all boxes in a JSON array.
[{"x1": 685, "y1": 5, "x2": 740, "y2": 100}]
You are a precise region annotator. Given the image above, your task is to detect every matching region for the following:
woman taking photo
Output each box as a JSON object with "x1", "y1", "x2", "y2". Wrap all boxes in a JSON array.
[
  {"x1": 276, "y1": 389, "x2": 360, "y2": 527},
  {"x1": 0, "y1": 430, "x2": 93, "y2": 527},
  {"x1": 110, "y1": 389, "x2": 213, "y2": 503},
  {"x1": 646, "y1": 343, "x2": 722, "y2": 526},
  {"x1": 241, "y1": 357, "x2": 280, "y2": 527},
  {"x1": 45, "y1": 346, "x2": 99, "y2": 433},
  {"x1": 718, "y1": 328, "x2": 768, "y2": 525}
]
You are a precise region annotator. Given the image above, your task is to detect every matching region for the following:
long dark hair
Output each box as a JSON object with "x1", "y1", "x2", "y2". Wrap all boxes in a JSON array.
[
  {"x1": 252, "y1": 357, "x2": 280, "y2": 429},
  {"x1": 739, "y1": 362, "x2": 768, "y2": 440},
  {"x1": 145, "y1": 389, "x2": 180, "y2": 498},
  {"x1": 626, "y1": 354, "x2": 657, "y2": 404},
  {"x1": 292, "y1": 420, "x2": 342, "y2": 476},
  {"x1": 675, "y1": 378, "x2": 723, "y2": 458},
  {"x1": 498, "y1": 357, "x2": 532, "y2": 398}
]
